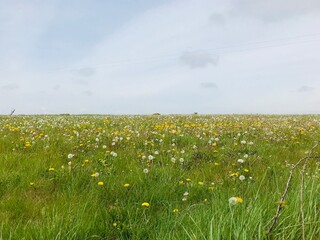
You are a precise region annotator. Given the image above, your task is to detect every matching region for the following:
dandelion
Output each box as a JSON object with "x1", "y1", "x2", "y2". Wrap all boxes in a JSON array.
[
  {"x1": 48, "y1": 167, "x2": 54, "y2": 171},
  {"x1": 171, "y1": 157, "x2": 176, "y2": 163},
  {"x1": 91, "y1": 172, "x2": 99, "y2": 177},
  {"x1": 229, "y1": 197, "x2": 243, "y2": 205},
  {"x1": 179, "y1": 158, "x2": 184, "y2": 163},
  {"x1": 241, "y1": 140, "x2": 246, "y2": 144},
  {"x1": 68, "y1": 153, "x2": 74, "y2": 159},
  {"x1": 173, "y1": 208, "x2": 179, "y2": 213},
  {"x1": 154, "y1": 151, "x2": 159, "y2": 155},
  {"x1": 230, "y1": 172, "x2": 239, "y2": 177},
  {"x1": 123, "y1": 183, "x2": 130, "y2": 187},
  {"x1": 148, "y1": 155, "x2": 154, "y2": 161},
  {"x1": 84, "y1": 159, "x2": 89, "y2": 163},
  {"x1": 141, "y1": 202, "x2": 150, "y2": 207},
  {"x1": 237, "y1": 159, "x2": 245, "y2": 163},
  {"x1": 239, "y1": 175, "x2": 246, "y2": 181},
  {"x1": 143, "y1": 168, "x2": 149, "y2": 174},
  {"x1": 29, "y1": 182, "x2": 34, "y2": 186},
  {"x1": 244, "y1": 154, "x2": 249, "y2": 158},
  {"x1": 112, "y1": 222, "x2": 117, "y2": 227},
  {"x1": 198, "y1": 181, "x2": 204, "y2": 185},
  {"x1": 98, "y1": 181, "x2": 104, "y2": 186}
]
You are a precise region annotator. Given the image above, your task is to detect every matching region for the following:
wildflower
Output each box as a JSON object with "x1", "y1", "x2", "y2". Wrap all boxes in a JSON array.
[
  {"x1": 198, "y1": 181, "x2": 204, "y2": 185},
  {"x1": 112, "y1": 222, "x2": 117, "y2": 227},
  {"x1": 171, "y1": 157, "x2": 176, "y2": 163},
  {"x1": 84, "y1": 159, "x2": 89, "y2": 163},
  {"x1": 179, "y1": 158, "x2": 184, "y2": 163},
  {"x1": 183, "y1": 192, "x2": 189, "y2": 196},
  {"x1": 143, "y1": 168, "x2": 149, "y2": 174},
  {"x1": 178, "y1": 180, "x2": 184, "y2": 185},
  {"x1": 148, "y1": 155, "x2": 154, "y2": 161},
  {"x1": 68, "y1": 153, "x2": 74, "y2": 159},
  {"x1": 173, "y1": 208, "x2": 179, "y2": 213},
  {"x1": 141, "y1": 202, "x2": 150, "y2": 207},
  {"x1": 229, "y1": 197, "x2": 243, "y2": 205},
  {"x1": 237, "y1": 159, "x2": 245, "y2": 163},
  {"x1": 98, "y1": 181, "x2": 104, "y2": 186},
  {"x1": 123, "y1": 183, "x2": 130, "y2": 187},
  {"x1": 244, "y1": 154, "x2": 249, "y2": 158},
  {"x1": 91, "y1": 172, "x2": 99, "y2": 177},
  {"x1": 68, "y1": 161, "x2": 72, "y2": 166},
  {"x1": 239, "y1": 175, "x2": 245, "y2": 181},
  {"x1": 29, "y1": 182, "x2": 34, "y2": 186},
  {"x1": 186, "y1": 178, "x2": 191, "y2": 182},
  {"x1": 244, "y1": 168, "x2": 249, "y2": 172},
  {"x1": 241, "y1": 140, "x2": 246, "y2": 144},
  {"x1": 48, "y1": 167, "x2": 54, "y2": 171},
  {"x1": 230, "y1": 172, "x2": 239, "y2": 177},
  {"x1": 154, "y1": 151, "x2": 159, "y2": 155}
]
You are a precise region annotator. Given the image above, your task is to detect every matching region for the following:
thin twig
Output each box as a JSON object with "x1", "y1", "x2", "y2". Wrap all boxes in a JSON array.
[{"x1": 267, "y1": 141, "x2": 320, "y2": 236}]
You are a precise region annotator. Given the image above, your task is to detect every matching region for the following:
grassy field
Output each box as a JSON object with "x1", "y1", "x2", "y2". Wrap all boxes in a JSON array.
[{"x1": 0, "y1": 115, "x2": 319, "y2": 239}]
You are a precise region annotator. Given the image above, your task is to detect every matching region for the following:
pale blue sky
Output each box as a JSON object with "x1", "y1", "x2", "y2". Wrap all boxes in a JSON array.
[{"x1": 1, "y1": 0, "x2": 320, "y2": 114}]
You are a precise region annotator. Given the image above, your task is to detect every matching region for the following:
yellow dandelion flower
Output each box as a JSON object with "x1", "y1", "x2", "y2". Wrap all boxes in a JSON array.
[
  {"x1": 141, "y1": 202, "x2": 150, "y2": 207},
  {"x1": 84, "y1": 159, "x2": 89, "y2": 163},
  {"x1": 123, "y1": 183, "x2": 130, "y2": 187},
  {"x1": 98, "y1": 181, "x2": 104, "y2": 186},
  {"x1": 112, "y1": 222, "x2": 117, "y2": 227},
  {"x1": 173, "y1": 208, "x2": 179, "y2": 213},
  {"x1": 198, "y1": 181, "x2": 204, "y2": 185},
  {"x1": 186, "y1": 178, "x2": 191, "y2": 182},
  {"x1": 48, "y1": 167, "x2": 54, "y2": 171}
]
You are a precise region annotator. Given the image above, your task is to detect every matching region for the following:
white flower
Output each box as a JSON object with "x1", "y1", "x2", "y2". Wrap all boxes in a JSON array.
[
  {"x1": 143, "y1": 168, "x2": 149, "y2": 174},
  {"x1": 193, "y1": 145, "x2": 197, "y2": 149},
  {"x1": 68, "y1": 153, "x2": 74, "y2": 159},
  {"x1": 148, "y1": 155, "x2": 154, "y2": 161},
  {"x1": 237, "y1": 159, "x2": 245, "y2": 163},
  {"x1": 110, "y1": 151, "x2": 118, "y2": 157},
  {"x1": 154, "y1": 151, "x2": 159, "y2": 155},
  {"x1": 179, "y1": 158, "x2": 184, "y2": 163},
  {"x1": 102, "y1": 145, "x2": 107, "y2": 149},
  {"x1": 244, "y1": 154, "x2": 249, "y2": 158},
  {"x1": 248, "y1": 141, "x2": 254, "y2": 145},
  {"x1": 239, "y1": 175, "x2": 245, "y2": 181},
  {"x1": 142, "y1": 155, "x2": 146, "y2": 160},
  {"x1": 183, "y1": 192, "x2": 189, "y2": 196},
  {"x1": 241, "y1": 140, "x2": 246, "y2": 144},
  {"x1": 180, "y1": 149, "x2": 185, "y2": 154},
  {"x1": 68, "y1": 161, "x2": 72, "y2": 166},
  {"x1": 171, "y1": 157, "x2": 176, "y2": 163},
  {"x1": 215, "y1": 138, "x2": 219, "y2": 141}
]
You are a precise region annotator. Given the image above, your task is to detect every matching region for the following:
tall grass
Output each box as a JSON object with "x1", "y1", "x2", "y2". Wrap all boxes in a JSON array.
[{"x1": 0, "y1": 115, "x2": 319, "y2": 239}]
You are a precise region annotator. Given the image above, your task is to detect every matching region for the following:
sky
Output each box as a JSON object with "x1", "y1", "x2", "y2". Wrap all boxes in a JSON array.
[{"x1": 1, "y1": 0, "x2": 320, "y2": 115}]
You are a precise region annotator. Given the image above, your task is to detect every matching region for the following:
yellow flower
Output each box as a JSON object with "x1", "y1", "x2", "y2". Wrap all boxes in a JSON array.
[
  {"x1": 48, "y1": 167, "x2": 54, "y2": 171},
  {"x1": 123, "y1": 183, "x2": 130, "y2": 187},
  {"x1": 198, "y1": 181, "x2": 204, "y2": 185},
  {"x1": 112, "y1": 222, "x2": 117, "y2": 227},
  {"x1": 186, "y1": 178, "x2": 191, "y2": 182},
  {"x1": 98, "y1": 181, "x2": 104, "y2": 186},
  {"x1": 244, "y1": 168, "x2": 249, "y2": 172},
  {"x1": 141, "y1": 202, "x2": 150, "y2": 207},
  {"x1": 173, "y1": 208, "x2": 179, "y2": 213},
  {"x1": 230, "y1": 172, "x2": 239, "y2": 177},
  {"x1": 84, "y1": 159, "x2": 89, "y2": 163},
  {"x1": 236, "y1": 197, "x2": 243, "y2": 203},
  {"x1": 29, "y1": 182, "x2": 34, "y2": 186}
]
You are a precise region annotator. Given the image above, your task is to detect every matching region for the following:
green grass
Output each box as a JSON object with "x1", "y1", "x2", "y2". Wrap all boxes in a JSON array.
[{"x1": 0, "y1": 115, "x2": 319, "y2": 239}]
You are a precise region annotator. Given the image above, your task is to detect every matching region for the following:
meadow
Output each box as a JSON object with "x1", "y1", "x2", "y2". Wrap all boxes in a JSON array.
[{"x1": 0, "y1": 114, "x2": 319, "y2": 239}]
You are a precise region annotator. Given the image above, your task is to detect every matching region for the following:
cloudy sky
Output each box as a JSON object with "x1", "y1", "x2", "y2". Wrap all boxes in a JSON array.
[{"x1": 1, "y1": 0, "x2": 320, "y2": 114}]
